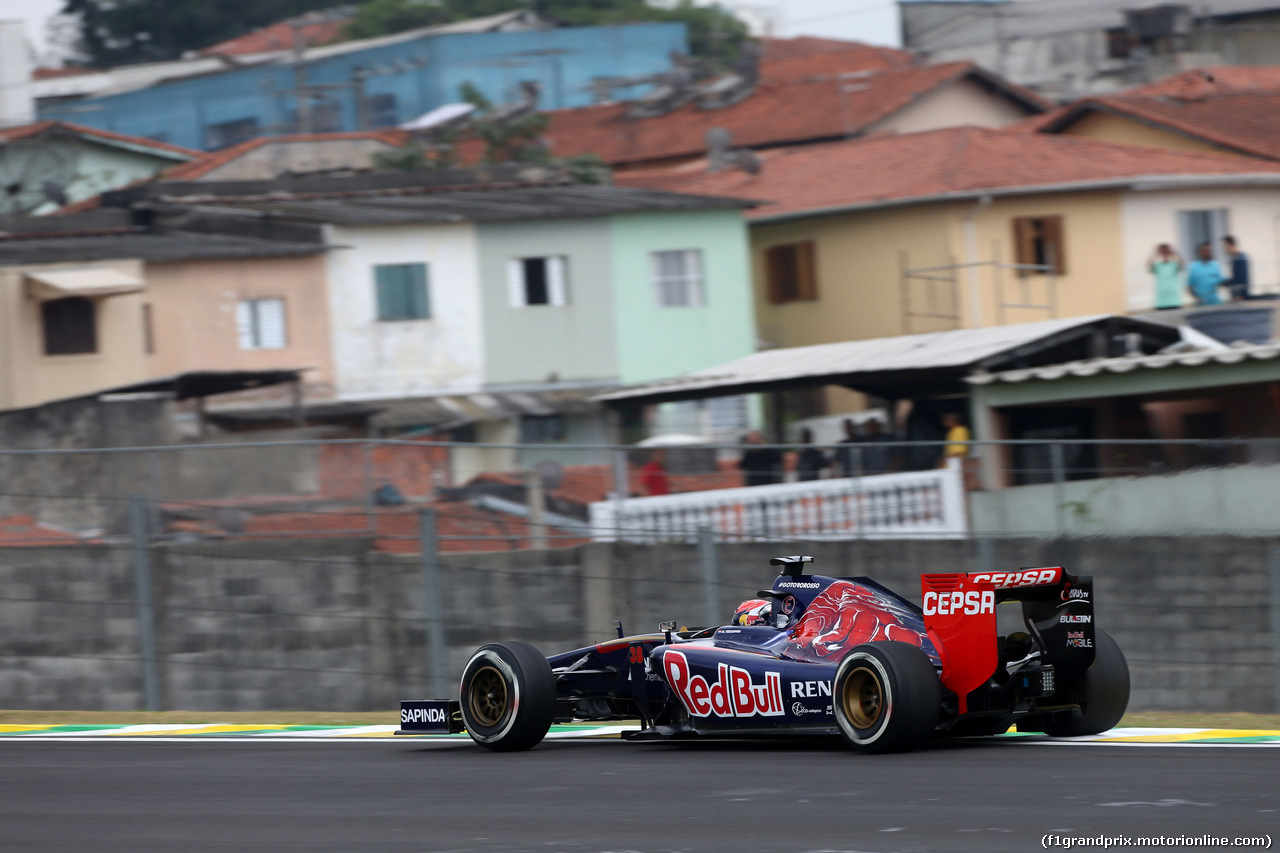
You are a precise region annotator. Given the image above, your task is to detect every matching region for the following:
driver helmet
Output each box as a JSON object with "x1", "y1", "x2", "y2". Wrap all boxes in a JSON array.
[{"x1": 733, "y1": 598, "x2": 772, "y2": 626}]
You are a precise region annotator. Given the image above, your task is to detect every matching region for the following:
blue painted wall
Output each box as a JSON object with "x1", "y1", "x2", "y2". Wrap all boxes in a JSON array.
[{"x1": 39, "y1": 23, "x2": 685, "y2": 151}]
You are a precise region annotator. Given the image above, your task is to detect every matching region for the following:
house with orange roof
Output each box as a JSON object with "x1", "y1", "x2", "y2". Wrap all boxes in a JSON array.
[
  {"x1": 619, "y1": 125, "x2": 1280, "y2": 416},
  {"x1": 0, "y1": 121, "x2": 201, "y2": 215},
  {"x1": 537, "y1": 40, "x2": 1049, "y2": 172},
  {"x1": 1022, "y1": 67, "x2": 1280, "y2": 162}
]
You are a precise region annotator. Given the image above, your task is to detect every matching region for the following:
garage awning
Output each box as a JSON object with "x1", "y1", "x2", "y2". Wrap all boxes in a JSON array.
[{"x1": 24, "y1": 266, "x2": 145, "y2": 300}]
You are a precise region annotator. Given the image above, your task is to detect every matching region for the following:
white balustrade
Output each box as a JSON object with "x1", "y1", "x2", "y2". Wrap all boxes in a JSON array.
[{"x1": 589, "y1": 468, "x2": 967, "y2": 542}]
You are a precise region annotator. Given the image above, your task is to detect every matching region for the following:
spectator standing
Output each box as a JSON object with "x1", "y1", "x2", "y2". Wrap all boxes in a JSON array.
[
  {"x1": 1148, "y1": 243, "x2": 1184, "y2": 309},
  {"x1": 1187, "y1": 242, "x2": 1224, "y2": 306},
  {"x1": 739, "y1": 431, "x2": 782, "y2": 487},
  {"x1": 795, "y1": 428, "x2": 828, "y2": 481},
  {"x1": 836, "y1": 418, "x2": 860, "y2": 476},
  {"x1": 941, "y1": 413, "x2": 971, "y2": 468},
  {"x1": 640, "y1": 450, "x2": 669, "y2": 496},
  {"x1": 859, "y1": 418, "x2": 895, "y2": 475},
  {"x1": 1223, "y1": 235, "x2": 1250, "y2": 301}
]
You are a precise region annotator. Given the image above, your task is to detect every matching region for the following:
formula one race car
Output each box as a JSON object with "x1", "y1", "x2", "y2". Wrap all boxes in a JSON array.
[{"x1": 397, "y1": 556, "x2": 1130, "y2": 753}]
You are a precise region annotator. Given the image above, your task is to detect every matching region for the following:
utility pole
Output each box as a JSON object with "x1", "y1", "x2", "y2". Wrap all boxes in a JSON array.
[{"x1": 292, "y1": 20, "x2": 310, "y2": 134}]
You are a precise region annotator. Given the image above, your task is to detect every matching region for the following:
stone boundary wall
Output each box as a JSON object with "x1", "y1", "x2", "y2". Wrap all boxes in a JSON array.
[{"x1": 0, "y1": 536, "x2": 1274, "y2": 712}]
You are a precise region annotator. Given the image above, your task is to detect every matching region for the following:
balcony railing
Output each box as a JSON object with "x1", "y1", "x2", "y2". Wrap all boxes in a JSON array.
[{"x1": 589, "y1": 467, "x2": 967, "y2": 543}]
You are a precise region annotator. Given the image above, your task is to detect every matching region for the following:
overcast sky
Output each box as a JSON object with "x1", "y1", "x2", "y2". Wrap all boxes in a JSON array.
[{"x1": 0, "y1": 0, "x2": 902, "y2": 66}]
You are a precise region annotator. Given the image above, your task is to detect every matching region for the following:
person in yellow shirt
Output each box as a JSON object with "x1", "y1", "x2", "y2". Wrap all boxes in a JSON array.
[{"x1": 942, "y1": 412, "x2": 970, "y2": 460}]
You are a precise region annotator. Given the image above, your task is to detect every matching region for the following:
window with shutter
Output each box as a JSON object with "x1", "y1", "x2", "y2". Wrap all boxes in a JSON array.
[
  {"x1": 237, "y1": 298, "x2": 287, "y2": 349},
  {"x1": 1012, "y1": 216, "x2": 1066, "y2": 276},
  {"x1": 374, "y1": 263, "x2": 430, "y2": 321},
  {"x1": 650, "y1": 249, "x2": 705, "y2": 307},
  {"x1": 764, "y1": 241, "x2": 817, "y2": 303}
]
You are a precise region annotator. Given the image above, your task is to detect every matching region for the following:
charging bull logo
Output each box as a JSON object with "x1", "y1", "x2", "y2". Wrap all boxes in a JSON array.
[
  {"x1": 663, "y1": 650, "x2": 783, "y2": 719},
  {"x1": 784, "y1": 580, "x2": 935, "y2": 662}
]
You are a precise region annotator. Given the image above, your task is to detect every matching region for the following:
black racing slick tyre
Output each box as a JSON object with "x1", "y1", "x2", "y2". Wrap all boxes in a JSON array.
[
  {"x1": 833, "y1": 641, "x2": 941, "y2": 754},
  {"x1": 1044, "y1": 629, "x2": 1130, "y2": 738},
  {"x1": 459, "y1": 641, "x2": 556, "y2": 752}
]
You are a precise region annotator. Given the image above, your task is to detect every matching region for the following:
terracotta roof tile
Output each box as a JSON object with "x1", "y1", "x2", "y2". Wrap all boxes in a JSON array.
[
  {"x1": 0, "y1": 514, "x2": 84, "y2": 547},
  {"x1": 165, "y1": 130, "x2": 411, "y2": 180},
  {"x1": 199, "y1": 14, "x2": 351, "y2": 56},
  {"x1": 616, "y1": 125, "x2": 1280, "y2": 221},
  {"x1": 759, "y1": 36, "x2": 912, "y2": 65},
  {"x1": 0, "y1": 120, "x2": 200, "y2": 159},
  {"x1": 1125, "y1": 66, "x2": 1280, "y2": 98},
  {"x1": 540, "y1": 61, "x2": 1023, "y2": 167}
]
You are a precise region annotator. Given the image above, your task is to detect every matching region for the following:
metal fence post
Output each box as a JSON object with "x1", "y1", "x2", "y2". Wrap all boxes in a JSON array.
[
  {"x1": 1050, "y1": 442, "x2": 1066, "y2": 535},
  {"x1": 612, "y1": 448, "x2": 629, "y2": 542},
  {"x1": 698, "y1": 525, "x2": 719, "y2": 628},
  {"x1": 1269, "y1": 546, "x2": 1280, "y2": 714},
  {"x1": 420, "y1": 508, "x2": 448, "y2": 699},
  {"x1": 129, "y1": 495, "x2": 161, "y2": 712},
  {"x1": 363, "y1": 442, "x2": 376, "y2": 533},
  {"x1": 525, "y1": 469, "x2": 547, "y2": 550}
]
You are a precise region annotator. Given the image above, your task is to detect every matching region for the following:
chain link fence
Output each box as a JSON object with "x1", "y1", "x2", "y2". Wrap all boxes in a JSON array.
[{"x1": 0, "y1": 438, "x2": 1279, "y2": 714}]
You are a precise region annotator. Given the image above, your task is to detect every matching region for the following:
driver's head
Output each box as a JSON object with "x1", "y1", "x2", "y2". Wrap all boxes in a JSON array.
[{"x1": 732, "y1": 598, "x2": 772, "y2": 626}]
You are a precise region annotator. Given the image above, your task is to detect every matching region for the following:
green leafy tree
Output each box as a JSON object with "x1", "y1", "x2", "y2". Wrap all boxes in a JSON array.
[
  {"x1": 62, "y1": 0, "x2": 348, "y2": 67},
  {"x1": 346, "y1": 0, "x2": 749, "y2": 69}
]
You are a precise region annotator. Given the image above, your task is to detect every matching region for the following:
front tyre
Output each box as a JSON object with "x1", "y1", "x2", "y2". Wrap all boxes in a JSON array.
[
  {"x1": 833, "y1": 641, "x2": 941, "y2": 754},
  {"x1": 459, "y1": 641, "x2": 556, "y2": 751},
  {"x1": 1044, "y1": 629, "x2": 1130, "y2": 737}
]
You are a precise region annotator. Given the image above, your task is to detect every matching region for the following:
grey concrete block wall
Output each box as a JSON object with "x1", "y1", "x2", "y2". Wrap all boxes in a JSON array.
[{"x1": 0, "y1": 535, "x2": 1276, "y2": 713}]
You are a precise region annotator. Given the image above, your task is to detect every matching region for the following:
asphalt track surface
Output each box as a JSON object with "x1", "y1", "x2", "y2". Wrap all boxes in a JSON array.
[{"x1": 2, "y1": 738, "x2": 1275, "y2": 853}]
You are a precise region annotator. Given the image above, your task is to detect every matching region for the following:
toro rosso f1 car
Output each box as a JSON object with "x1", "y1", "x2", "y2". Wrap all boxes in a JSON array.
[{"x1": 397, "y1": 556, "x2": 1129, "y2": 753}]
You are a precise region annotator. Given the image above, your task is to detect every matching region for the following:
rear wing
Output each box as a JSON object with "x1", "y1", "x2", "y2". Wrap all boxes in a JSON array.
[{"x1": 921, "y1": 567, "x2": 1095, "y2": 713}]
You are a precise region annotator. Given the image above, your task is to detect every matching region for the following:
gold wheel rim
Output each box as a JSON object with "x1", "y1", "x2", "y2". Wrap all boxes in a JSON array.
[
  {"x1": 842, "y1": 666, "x2": 883, "y2": 730},
  {"x1": 468, "y1": 665, "x2": 508, "y2": 727}
]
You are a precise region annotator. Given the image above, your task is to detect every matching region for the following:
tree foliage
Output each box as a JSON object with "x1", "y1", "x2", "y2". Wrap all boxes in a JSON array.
[
  {"x1": 347, "y1": 0, "x2": 750, "y2": 68},
  {"x1": 61, "y1": 0, "x2": 345, "y2": 67}
]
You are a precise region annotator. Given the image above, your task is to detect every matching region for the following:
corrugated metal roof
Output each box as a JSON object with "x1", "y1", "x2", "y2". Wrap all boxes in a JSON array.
[
  {"x1": 178, "y1": 185, "x2": 754, "y2": 226},
  {"x1": 0, "y1": 231, "x2": 326, "y2": 266},
  {"x1": 966, "y1": 342, "x2": 1280, "y2": 386},
  {"x1": 596, "y1": 314, "x2": 1181, "y2": 404}
]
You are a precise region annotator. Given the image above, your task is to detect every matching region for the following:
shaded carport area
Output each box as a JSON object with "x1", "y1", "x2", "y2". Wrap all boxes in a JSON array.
[{"x1": 596, "y1": 314, "x2": 1182, "y2": 475}]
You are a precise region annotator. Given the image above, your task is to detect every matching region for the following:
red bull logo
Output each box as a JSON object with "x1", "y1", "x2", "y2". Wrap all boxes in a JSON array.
[{"x1": 662, "y1": 650, "x2": 783, "y2": 719}]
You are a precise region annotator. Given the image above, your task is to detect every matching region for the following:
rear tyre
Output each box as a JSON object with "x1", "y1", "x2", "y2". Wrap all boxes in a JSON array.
[
  {"x1": 833, "y1": 641, "x2": 941, "y2": 754},
  {"x1": 459, "y1": 641, "x2": 556, "y2": 751},
  {"x1": 1044, "y1": 629, "x2": 1130, "y2": 737}
]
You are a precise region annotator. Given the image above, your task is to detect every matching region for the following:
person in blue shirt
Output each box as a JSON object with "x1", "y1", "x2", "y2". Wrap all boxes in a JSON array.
[
  {"x1": 1222, "y1": 235, "x2": 1250, "y2": 301},
  {"x1": 1187, "y1": 242, "x2": 1224, "y2": 306}
]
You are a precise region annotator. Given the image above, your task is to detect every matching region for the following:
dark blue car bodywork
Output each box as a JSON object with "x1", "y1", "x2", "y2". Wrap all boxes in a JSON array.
[{"x1": 402, "y1": 557, "x2": 1102, "y2": 742}]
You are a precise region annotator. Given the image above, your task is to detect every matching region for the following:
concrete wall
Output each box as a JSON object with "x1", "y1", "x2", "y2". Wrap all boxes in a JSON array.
[
  {"x1": 475, "y1": 216, "x2": 619, "y2": 386},
  {"x1": 195, "y1": 138, "x2": 399, "y2": 181},
  {"x1": 325, "y1": 222, "x2": 485, "y2": 400},
  {"x1": 1, "y1": 535, "x2": 1275, "y2": 713},
  {"x1": 971, "y1": 464, "x2": 1280, "y2": 537}
]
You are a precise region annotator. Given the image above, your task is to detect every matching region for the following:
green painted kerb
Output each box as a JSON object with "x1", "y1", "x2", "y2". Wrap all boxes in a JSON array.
[{"x1": 609, "y1": 209, "x2": 756, "y2": 385}]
